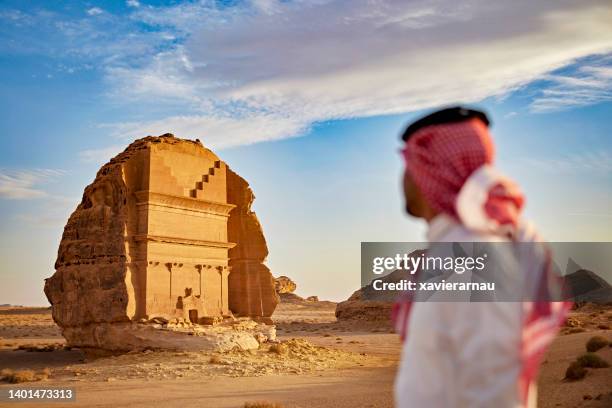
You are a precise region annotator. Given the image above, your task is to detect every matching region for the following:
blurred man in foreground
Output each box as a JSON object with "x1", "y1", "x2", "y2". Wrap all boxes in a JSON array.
[{"x1": 393, "y1": 107, "x2": 569, "y2": 408}]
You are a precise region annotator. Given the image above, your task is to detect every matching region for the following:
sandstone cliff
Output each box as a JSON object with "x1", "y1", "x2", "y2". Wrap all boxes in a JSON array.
[{"x1": 227, "y1": 169, "x2": 280, "y2": 322}]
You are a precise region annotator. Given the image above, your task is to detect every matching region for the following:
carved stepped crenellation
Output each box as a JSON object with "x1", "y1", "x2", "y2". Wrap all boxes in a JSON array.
[{"x1": 190, "y1": 160, "x2": 225, "y2": 202}]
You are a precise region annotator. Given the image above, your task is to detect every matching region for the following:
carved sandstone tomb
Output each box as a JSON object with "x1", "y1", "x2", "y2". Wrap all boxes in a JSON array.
[{"x1": 44, "y1": 134, "x2": 279, "y2": 350}]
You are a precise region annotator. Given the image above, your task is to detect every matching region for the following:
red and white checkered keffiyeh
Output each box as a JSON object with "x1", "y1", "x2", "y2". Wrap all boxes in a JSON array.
[{"x1": 395, "y1": 118, "x2": 571, "y2": 405}]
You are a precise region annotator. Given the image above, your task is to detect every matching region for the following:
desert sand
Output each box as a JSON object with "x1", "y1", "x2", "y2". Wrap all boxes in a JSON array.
[{"x1": 0, "y1": 301, "x2": 610, "y2": 408}]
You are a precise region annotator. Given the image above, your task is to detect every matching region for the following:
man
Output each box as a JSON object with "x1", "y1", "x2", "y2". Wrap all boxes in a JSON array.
[{"x1": 393, "y1": 107, "x2": 569, "y2": 408}]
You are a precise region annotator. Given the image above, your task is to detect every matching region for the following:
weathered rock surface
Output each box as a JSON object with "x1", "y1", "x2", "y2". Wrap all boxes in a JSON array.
[
  {"x1": 274, "y1": 276, "x2": 297, "y2": 294},
  {"x1": 62, "y1": 321, "x2": 270, "y2": 354},
  {"x1": 279, "y1": 293, "x2": 305, "y2": 303},
  {"x1": 336, "y1": 269, "x2": 416, "y2": 324},
  {"x1": 227, "y1": 169, "x2": 280, "y2": 322},
  {"x1": 44, "y1": 134, "x2": 278, "y2": 351},
  {"x1": 336, "y1": 250, "x2": 423, "y2": 324},
  {"x1": 563, "y1": 269, "x2": 612, "y2": 303}
]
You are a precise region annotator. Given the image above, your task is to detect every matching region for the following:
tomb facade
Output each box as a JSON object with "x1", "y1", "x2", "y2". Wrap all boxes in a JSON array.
[{"x1": 44, "y1": 134, "x2": 278, "y2": 348}]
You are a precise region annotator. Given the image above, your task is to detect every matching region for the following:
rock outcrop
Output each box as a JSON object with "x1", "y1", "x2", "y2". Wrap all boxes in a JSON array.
[
  {"x1": 274, "y1": 276, "x2": 297, "y2": 294},
  {"x1": 227, "y1": 170, "x2": 280, "y2": 322},
  {"x1": 336, "y1": 269, "x2": 416, "y2": 324},
  {"x1": 563, "y1": 269, "x2": 612, "y2": 303},
  {"x1": 278, "y1": 293, "x2": 305, "y2": 303},
  {"x1": 44, "y1": 134, "x2": 278, "y2": 351},
  {"x1": 336, "y1": 250, "x2": 423, "y2": 324}
]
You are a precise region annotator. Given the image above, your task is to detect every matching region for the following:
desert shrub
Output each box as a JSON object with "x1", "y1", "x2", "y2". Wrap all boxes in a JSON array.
[
  {"x1": 39, "y1": 368, "x2": 51, "y2": 380},
  {"x1": 1, "y1": 369, "x2": 36, "y2": 383},
  {"x1": 577, "y1": 353, "x2": 610, "y2": 368},
  {"x1": 0, "y1": 368, "x2": 50, "y2": 383},
  {"x1": 268, "y1": 343, "x2": 288, "y2": 355},
  {"x1": 244, "y1": 402, "x2": 284, "y2": 408},
  {"x1": 564, "y1": 361, "x2": 587, "y2": 381},
  {"x1": 586, "y1": 336, "x2": 609, "y2": 352}
]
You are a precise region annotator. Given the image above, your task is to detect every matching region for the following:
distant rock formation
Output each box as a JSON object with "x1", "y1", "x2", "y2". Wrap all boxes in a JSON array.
[
  {"x1": 278, "y1": 293, "x2": 304, "y2": 303},
  {"x1": 563, "y1": 269, "x2": 612, "y2": 303},
  {"x1": 272, "y1": 276, "x2": 325, "y2": 304},
  {"x1": 44, "y1": 134, "x2": 278, "y2": 352},
  {"x1": 274, "y1": 276, "x2": 297, "y2": 294},
  {"x1": 336, "y1": 262, "x2": 612, "y2": 325},
  {"x1": 336, "y1": 249, "x2": 425, "y2": 324},
  {"x1": 336, "y1": 266, "x2": 419, "y2": 324}
]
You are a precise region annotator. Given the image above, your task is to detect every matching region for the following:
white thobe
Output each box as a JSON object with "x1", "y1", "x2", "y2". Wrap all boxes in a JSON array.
[{"x1": 394, "y1": 214, "x2": 532, "y2": 408}]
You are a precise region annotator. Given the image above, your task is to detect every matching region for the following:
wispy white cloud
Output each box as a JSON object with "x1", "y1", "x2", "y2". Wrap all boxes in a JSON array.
[
  {"x1": 126, "y1": 0, "x2": 140, "y2": 8},
  {"x1": 0, "y1": 7, "x2": 176, "y2": 65},
  {"x1": 103, "y1": 0, "x2": 612, "y2": 147},
  {"x1": 86, "y1": 7, "x2": 104, "y2": 16},
  {"x1": 0, "y1": 169, "x2": 67, "y2": 200},
  {"x1": 4, "y1": 1, "x2": 612, "y2": 150},
  {"x1": 107, "y1": 113, "x2": 311, "y2": 149},
  {"x1": 530, "y1": 58, "x2": 612, "y2": 112}
]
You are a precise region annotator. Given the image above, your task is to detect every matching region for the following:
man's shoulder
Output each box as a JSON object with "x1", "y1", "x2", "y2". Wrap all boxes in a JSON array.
[{"x1": 442, "y1": 223, "x2": 509, "y2": 243}]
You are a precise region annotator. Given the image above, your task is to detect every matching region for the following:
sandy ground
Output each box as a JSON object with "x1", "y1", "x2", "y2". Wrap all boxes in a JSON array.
[{"x1": 0, "y1": 302, "x2": 610, "y2": 408}]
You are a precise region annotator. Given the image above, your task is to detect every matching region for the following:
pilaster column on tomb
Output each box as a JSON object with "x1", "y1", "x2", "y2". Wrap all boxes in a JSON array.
[
  {"x1": 217, "y1": 265, "x2": 230, "y2": 315},
  {"x1": 195, "y1": 264, "x2": 203, "y2": 297},
  {"x1": 165, "y1": 262, "x2": 172, "y2": 300}
]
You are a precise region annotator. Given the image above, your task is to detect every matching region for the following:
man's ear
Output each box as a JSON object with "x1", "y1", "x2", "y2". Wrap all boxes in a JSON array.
[
  {"x1": 403, "y1": 171, "x2": 438, "y2": 221},
  {"x1": 403, "y1": 171, "x2": 421, "y2": 218}
]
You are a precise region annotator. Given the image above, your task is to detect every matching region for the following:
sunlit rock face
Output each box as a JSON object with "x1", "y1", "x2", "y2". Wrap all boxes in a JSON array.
[
  {"x1": 44, "y1": 133, "x2": 278, "y2": 351},
  {"x1": 274, "y1": 276, "x2": 297, "y2": 294}
]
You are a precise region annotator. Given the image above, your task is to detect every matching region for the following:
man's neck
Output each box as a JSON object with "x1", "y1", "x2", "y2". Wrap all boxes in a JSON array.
[
  {"x1": 422, "y1": 207, "x2": 439, "y2": 223},
  {"x1": 426, "y1": 213, "x2": 455, "y2": 242}
]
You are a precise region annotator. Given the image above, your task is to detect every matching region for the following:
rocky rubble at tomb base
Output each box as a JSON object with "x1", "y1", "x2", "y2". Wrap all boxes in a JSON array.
[
  {"x1": 44, "y1": 337, "x2": 374, "y2": 382},
  {"x1": 60, "y1": 318, "x2": 277, "y2": 356},
  {"x1": 44, "y1": 134, "x2": 279, "y2": 353}
]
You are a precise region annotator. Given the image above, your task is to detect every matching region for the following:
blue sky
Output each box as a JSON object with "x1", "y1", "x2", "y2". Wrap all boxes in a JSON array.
[{"x1": 1, "y1": 0, "x2": 611, "y2": 305}]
